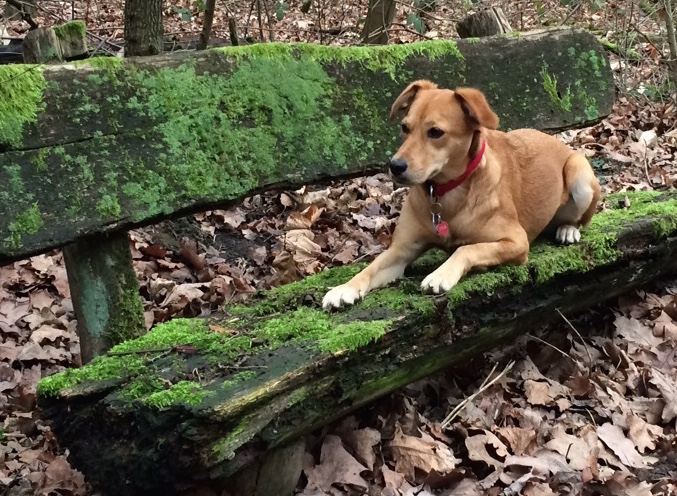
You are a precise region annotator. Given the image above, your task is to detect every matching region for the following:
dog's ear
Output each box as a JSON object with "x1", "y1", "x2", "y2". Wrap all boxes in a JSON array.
[
  {"x1": 454, "y1": 88, "x2": 499, "y2": 130},
  {"x1": 389, "y1": 80, "x2": 438, "y2": 120}
]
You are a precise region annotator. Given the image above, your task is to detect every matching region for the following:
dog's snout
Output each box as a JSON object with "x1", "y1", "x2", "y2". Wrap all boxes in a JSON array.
[{"x1": 389, "y1": 157, "x2": 408, "y2": 177}]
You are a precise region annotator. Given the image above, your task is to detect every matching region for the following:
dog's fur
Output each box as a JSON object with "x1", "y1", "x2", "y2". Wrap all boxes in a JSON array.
[{"x1": 322, "y1": 80, "x2": 601, "y2": 310}]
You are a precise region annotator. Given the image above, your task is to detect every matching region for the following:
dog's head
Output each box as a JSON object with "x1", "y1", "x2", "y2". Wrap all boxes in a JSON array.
[{"x1": 387, "y1": 80, "x2": 499, "y2": 185}]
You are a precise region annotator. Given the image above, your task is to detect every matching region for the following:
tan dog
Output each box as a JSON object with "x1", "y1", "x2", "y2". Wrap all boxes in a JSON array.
[{"x1": 322, "y1": 80, "x2": 601, "y2": 310}]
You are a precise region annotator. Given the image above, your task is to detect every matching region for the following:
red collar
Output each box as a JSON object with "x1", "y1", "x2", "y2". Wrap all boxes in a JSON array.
[{"x1": 427, "y1": 140, "x2": 486, "y2": 198}]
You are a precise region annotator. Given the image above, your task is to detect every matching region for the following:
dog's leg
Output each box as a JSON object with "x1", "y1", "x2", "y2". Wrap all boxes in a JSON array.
[
  {"x1": 554, "y1": 153, "x2": 601, "y2": 245},
  {"x1": 421, "y1": 231, "x2": 529, "y2": 294},
  {"x1": 322, "y1": 200, "x2": 428, "y2": 310}
]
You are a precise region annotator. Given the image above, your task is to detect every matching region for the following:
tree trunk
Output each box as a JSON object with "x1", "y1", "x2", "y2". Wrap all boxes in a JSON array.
[
  {"x1": 124, "y1": 0, "x2": 163, "y2": 56},
  {"x1": 457, "y1": 7, "x2": 512, "y2": 38},
  {"x1": 361, "y1": 0, "x2": 397, "y2": 45},
  {"x1": 661, "y1": 0, "x2": 677, "y2": 85},
  {"x1": 197, "y1": 0, "x2": 217, "y2": 50}
]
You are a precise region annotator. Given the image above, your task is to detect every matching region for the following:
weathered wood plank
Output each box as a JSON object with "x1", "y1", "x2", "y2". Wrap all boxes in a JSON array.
[
  {"x1": 0, "y1": 28, "x2": 614, "y2": 263},
  {"x1": 37, "y1": 191, "x2": 677, "y2": 495}
]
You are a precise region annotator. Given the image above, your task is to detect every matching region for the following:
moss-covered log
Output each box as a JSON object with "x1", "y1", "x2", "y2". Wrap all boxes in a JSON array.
[
  {"x1": 0, "y1": 27, "x2": 614, "y2": 263},
  {"x1": 37, "y1": 191, "x2": 677, "y2": 496}
]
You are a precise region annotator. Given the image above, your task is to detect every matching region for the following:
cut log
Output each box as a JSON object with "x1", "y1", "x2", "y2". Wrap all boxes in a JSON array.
[
  {"x1": 456, "y1": 8, "x2": 512, "y2": 39},
  {"x1": 37, "y1": 191, "x2": 677, "y2": 496},
  {"x1": 0, "y1": 28, "x2": 614, "y2": 264}
]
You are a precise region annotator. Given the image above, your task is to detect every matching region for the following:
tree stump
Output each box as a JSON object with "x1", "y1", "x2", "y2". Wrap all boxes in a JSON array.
[
  {"x1": 457, "y1": 7, "x2": 512, "y2": 38},
  {"x1": 22, "y1": 21, "x2": 88, "y2": 63}
]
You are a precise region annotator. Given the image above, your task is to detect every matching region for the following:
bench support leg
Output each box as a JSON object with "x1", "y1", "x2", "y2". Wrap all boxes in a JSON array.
[
  {"x1": 63, "y1": 232, "x2": 146, "y2": 364},
  {"x1": 226, "y1": 438, "x2": 306, "y2": 496}
]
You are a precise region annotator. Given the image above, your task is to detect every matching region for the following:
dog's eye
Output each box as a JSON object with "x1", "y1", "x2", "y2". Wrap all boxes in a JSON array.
[
  {"x1": 427, "y1": 127, "x2": 444, "y2": 139},
  {"x1": 401, "y1": 123, "x2": 410, "y2": 134}
]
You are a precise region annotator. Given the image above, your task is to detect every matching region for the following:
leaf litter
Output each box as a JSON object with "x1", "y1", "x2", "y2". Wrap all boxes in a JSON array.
[{"x1": 2, "y1": 0, "x2": 677, "y2": 494}]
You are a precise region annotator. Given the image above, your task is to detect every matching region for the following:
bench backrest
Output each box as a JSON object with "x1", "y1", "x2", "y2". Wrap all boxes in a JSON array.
[{"x1": 0, "y1": 27, "x2": 614, "y2": 265}]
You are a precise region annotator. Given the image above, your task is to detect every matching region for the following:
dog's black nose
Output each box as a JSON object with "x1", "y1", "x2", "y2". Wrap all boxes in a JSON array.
[{"x1": 389, "y1": 157, "x2": 408, "y2": 177}]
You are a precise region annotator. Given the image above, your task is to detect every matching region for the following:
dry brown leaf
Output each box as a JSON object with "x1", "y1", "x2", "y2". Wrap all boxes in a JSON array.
[
  {"x1": 543, "y1": 425, "x2": 598, "y2": 472},
  {"x1": 596, "y1": 423, "x2": 657, "y2": 469},
  {"x1": 382, "y1": 465, "x2": 414, "y2": 494},
  {"x1": 614, "y1": 315, "x2": 663, "y2": 348},
  {"x1": 339, "y1": 427, "x2": 381, "y2": 471},
  {"x1": 494, "y1": 427, "x2": 537, "y2": 456},
  {"x1": 29, "y1": 325, "x2": 70, "y2": 345},
  {"x1": 626, "y1": 413, "x2": 663, "y2": 453},
  {"x1": 465, "y1": 431, "x2": 509, "y2": 469},
  {"x1": 286, "y1": 205, "x2": 324, "y2": 230},
  {"x1": 303, "y1": 435, "x2": 369, "y2": 492},
  {"x1": 387, "y1": 425, "x2": 460, "y2": 480},
  {"x1": 652, "y1": 311, "x2": 677, "y2": 340},
  {"x1": 504, "y1": 450, "x2": 571, "y2": 475},
  {"x1": 649, "y1": 369, "x2": 677, "y2": 422}
]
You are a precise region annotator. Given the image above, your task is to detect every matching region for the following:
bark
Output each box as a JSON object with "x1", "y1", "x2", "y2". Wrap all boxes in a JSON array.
[
  {"x1": 662, "y1": 0, "x2": 677, "y2": 84},
  {"x1": 197, "y1": 0, "x2": 217, "y2": 50},
  {"x1": 0, "y1": 28, "x2": 615, "y2": 264},
  {"x1": 361, "y1": 0, "x2": 397, "y2": 44},
  {"x1": 124, "y1": 0, "x2": 163, "y2": 56},
  {"x1": 37, "y1": 198, "x2": 677, "y2": 495}
]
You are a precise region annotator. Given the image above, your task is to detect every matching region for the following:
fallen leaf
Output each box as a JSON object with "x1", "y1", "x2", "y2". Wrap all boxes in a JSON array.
[
  {"x1": 303, "y1": 435, "x2": 369, "y2": 492},
  {"x1": 387, "y1": 425, "x2": 460, "y2": 480},
  {"x1": 626, "y1": 413, "x2": 663, "y2": 453},
  {"x1": 596, "y1": 423, "x2": 657, "y2": 468}
]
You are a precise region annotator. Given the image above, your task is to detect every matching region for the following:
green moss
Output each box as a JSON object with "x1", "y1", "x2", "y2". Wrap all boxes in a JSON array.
[
  {"x1": 221, "y1": 371, "x2": 256, "y2": 389},
  {"x1": 229, "y1": 264, "x2": 366, "y2": 316},
  {"x1": 447, "y1": 265, "x2": 530, "y2": 306},
  {"x1": 142, "y1": 380, "x2": 212, "y2": 409},
  {"x1": 54, "y1": 20, "x2": 86, "y2": 40},
  {"x1": 96, "y1": 194, "x2": 121, "y2": 218},
  {"x1": 5, "y1": 203, "x2": 43, "y2": 249},
  {"x1": 216, "y1": 40, "x2": 464, "y2": 80},
  {"x1": 257, "y1": 307, "x2": 391, "y2": 352},
  {"x1": 465, "y1": 37, "x2": 481, "y2": 43},
  {"x1": 104, "y1": 281, "x2": 145, "y2": 346},
  {"x1": 32, "y1": 148, "x2": 50, "y2": 172},
  {"x1": 360, "y1": 286, "x2": 435, "y2": 316},
  {"x1": 118, "y1": 376, "x2": 165, "y2": 400},
  {"x1": 0, "y1": 65, "x2": 46, "y2": 148},
  {"x1": 37, "y1": 354, "x2": 146, "y2": 397},
  {"x1": 541, "y1": 62, "x2": 572, "y2": 112}
]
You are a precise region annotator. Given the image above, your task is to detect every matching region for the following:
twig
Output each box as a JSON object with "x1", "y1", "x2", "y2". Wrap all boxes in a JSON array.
[
  {"x1": 243, "y1": 0, "x2": 256, "y2": 38},
  {"x1": 5, "y1": 0, "x2": 39, "y2": 29},
  {"x1": 527, "y1": 333, "x2": 572, "y2": 359},
  {"x1": 441, "y1": 360, "x2": 515, "y2": 428},
  {"x1": 559, "y1": 0, "x2": 583, "y2": 26},
  {"x1": 107, "y1": 346, "x2": 174, "y2": 356},
  {"x1": 0, "y1": 64, "x2": 44, "y2": 85}
]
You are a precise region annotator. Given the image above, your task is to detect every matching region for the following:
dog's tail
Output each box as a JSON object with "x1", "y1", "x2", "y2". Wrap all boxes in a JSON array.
[{"x1": 563, "y1": 152, "x2": 601, "y2": 227}]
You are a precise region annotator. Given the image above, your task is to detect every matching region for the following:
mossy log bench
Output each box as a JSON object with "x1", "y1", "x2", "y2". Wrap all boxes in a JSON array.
[
  {"x1": 37, "y1": 192, "x2": 677, "y2": 496},
  {"x1": 0, "y1": 25, "x2": 629, "y2": 494}
]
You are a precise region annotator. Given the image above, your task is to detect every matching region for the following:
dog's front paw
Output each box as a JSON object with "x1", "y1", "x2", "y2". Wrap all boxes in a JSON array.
[
  {"x1": 420, "y1": 266, "x2": 462, "y2": 294},
  {"x1": 322, "y1": 284, "x2": 363, "y2": 310},
  {"x1": 556, "y1": 225, "x2": 581, "y2": 245}
]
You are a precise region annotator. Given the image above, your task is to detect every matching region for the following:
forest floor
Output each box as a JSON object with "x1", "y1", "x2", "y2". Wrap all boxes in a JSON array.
[{"x1": 1, "y1": 0, "x2": 677, "y2": 495}]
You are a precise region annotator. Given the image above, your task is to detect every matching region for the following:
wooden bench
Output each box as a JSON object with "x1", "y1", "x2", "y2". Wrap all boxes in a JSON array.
[{"x1": 3, "y1": 26, "x2": 675, "y2": 495}]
